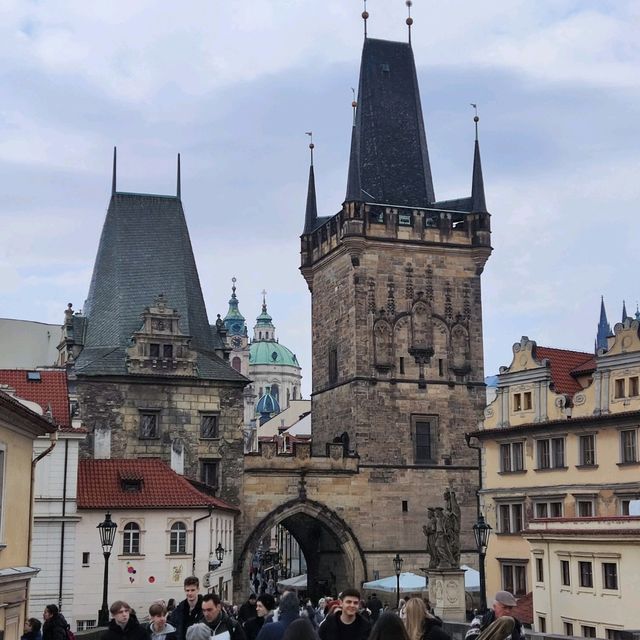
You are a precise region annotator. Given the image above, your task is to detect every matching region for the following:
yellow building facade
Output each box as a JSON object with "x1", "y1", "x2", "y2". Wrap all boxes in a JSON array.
[
  {"x1": 471, "y1": 318, "x2": 640, "y2": 635},
  {"x1": 0, "y1": 392, "x2": 56, "y2": 640}
]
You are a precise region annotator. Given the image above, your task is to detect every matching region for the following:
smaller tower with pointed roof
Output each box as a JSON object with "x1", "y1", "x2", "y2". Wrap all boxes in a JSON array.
[{"x1": 595, "y1": 297, "x2": 612, "y2": 353}]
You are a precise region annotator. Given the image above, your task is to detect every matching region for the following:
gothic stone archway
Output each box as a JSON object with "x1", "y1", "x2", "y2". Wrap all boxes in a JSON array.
[{"x1": 236, "y1": 498, "x2": 367, "y2": 602}]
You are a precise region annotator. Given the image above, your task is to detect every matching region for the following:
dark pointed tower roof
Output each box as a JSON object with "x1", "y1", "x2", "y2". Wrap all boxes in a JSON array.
[
  {"x1": 76, "y1": 170, "x2": 245, "y2": 382},
  {"x1": 345, "y1": 38, "x2": 435, "y2": 206},
  {"x1": 303, "y1": 145, "x2": 318, "y2": 233},
  {"x1": 622, "y1": 300, "x2": 629, "y2": 322},
  {"x1": 471, "y1": 119, "x2": 487, "y2": 213},
  {"x1": 595, "y1": 296, "x2": 612, "y2": 352}
]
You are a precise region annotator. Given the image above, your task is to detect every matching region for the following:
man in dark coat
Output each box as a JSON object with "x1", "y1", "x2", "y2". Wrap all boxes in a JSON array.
[
  {"x1": 473, "y1": 591, "x2": 526, "y2": 640},
  {"x1": 202, "y1": 594, "x2": 246, "y2": 640},
  {"x1": 244, "y1": 594, "x2": 276, "y2": 640},
  {"x1": 318, "y1": 589, "x2": 371, "y2": 640},
  {"x1": 366, "y1": 594, "x2": 383, "y2": 622},
  {"x1": 168, "y1": 577, "x2": 204, "y2": 640},
  {"x1": 100, "y1": 601, "x2": 147, "y2": 640},
  {"x1": 238, "y1": 595, "x2": 258, "y2": 625},
  {"x1": 256, "y1": 592, "x2": 300, "y2": 640}
]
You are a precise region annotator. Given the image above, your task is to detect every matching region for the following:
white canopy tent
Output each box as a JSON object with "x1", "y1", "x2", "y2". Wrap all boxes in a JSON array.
[
  {"x1": 362, "y1": 567, "x2": 480, "y2": 593},
  {"x1": 277, "y1": 573, "x2": 307, "y2": 590}
]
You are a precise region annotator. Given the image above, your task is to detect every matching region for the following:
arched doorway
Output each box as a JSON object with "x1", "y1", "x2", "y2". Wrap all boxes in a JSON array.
[{"x1": 236, "y1": 499, "x2": 367, "y2": 601}]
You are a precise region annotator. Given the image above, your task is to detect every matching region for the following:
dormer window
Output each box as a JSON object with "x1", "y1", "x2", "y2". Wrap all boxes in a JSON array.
[
  {"x1": 121, "y1": 478, "x2": 142, "y2": 492},
  {"x1": 27, "y1": 371, "x2": 41, "y2": 382}
]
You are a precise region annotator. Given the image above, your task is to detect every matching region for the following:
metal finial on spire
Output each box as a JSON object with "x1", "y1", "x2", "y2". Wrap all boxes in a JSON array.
[
  {"x1": 362, "y1": 0, "x2": 369, "y2": 38},
  {"x1": 176, "y1": 153, "x2": 181, "y2": 199},
  {"x1": 471, "y1": 103, "x2": 479, "y2": 140},
  {"x1": 406, "y1": 1, "x2": 413, "y2": 44},
  {"x1": 261, "y1": 289, "x2": 268, "y2": 311},
  {"x1": 305, "y1": 131, "x2": 314, "y2": 165},
  {"x1": 112, "y1": 146, "x2": 117, "y2": 195},
  {"x1": 231, "y1": 276, "x2": 237, "y2": 296},
  {"x1": 351, "y1": 87, "x2": 358, "y2": 126}
]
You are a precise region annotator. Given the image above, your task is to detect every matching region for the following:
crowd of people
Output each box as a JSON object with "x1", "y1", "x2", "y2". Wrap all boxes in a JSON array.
[{"x1": 24, "y1": 577, "x2": 523, "y2": 640}]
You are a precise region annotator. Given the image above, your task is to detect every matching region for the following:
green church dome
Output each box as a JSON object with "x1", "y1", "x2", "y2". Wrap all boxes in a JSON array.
[{"x1": 250, "y1": 341, "x2": 300, "y2": 367}]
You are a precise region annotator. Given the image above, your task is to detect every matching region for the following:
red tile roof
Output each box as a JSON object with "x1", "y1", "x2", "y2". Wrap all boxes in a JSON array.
[
  {"x1": 0, "y1": 369, "x2": 70, "y2": 427},
  {"x1": 534, "y1": 346, "x2": 593, "y2": 396},
  {"x1": 77, "y1": 458, "x2": 238, "y2": 512},
  {"x1": 512, "y1": 592, "x2": 533, "y2": 625}
]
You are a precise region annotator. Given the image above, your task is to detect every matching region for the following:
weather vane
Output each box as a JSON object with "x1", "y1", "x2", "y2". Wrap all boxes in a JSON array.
[
  {"x1": 470, "y1": 103, "x2": 479, "y2": 139},
  {"x1": 362, "y1": 0, "x2": 369, "y2": 38},
  {"x1": 406, "y1": 1, "x2": 413, "y2": 43},
  {"x1": 305, "y1": 131, "x2": 314, "y2": 164}
]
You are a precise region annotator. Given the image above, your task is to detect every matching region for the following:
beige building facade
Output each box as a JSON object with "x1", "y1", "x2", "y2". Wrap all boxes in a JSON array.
[{"x1": 472, "y1": 317, "x2": 640, "y2": 635}]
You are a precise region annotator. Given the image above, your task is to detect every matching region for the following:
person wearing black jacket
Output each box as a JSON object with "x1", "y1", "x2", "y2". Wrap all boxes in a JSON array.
[
  {"x1": 238, "y1": 595, "x2": 258, "y2": 625},
  {"x1": 42, "y1": 605, "x2": 68, "y2": 640},
  {"x1": 101, "y1": 601, "x2": 148, "y2": 640},
  {"x1": 475, "y1": 592, "x2": 525, "y2": 640},
  {"x1": 318, "y1": 589, "x2": 371, "y2": 640},
  {"x1": 202, "y1": 593, "x2": 246, "y2": 640},
  {"x1": 168, "y1": 577, "x2": 204, "y2": 640},
  {"x1": 244, "y1": 594, "x2": 276, "y2": 640}
]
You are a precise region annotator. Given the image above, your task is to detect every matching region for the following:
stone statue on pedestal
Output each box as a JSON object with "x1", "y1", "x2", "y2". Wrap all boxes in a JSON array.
[{"x1": 423, "y1": 489, "x2": 461, "y2": 569}]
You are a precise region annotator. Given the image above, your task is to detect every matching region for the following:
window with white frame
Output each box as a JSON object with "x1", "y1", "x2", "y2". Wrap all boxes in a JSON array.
[
  {"x1": 76, "y1": 621, "x2": 97, "y2": 632},
  {"x1": 536, "y1": 437, "x2": 565, "y2": 469},
  {"x1": 499, "y1": 442, "x2": 525, "y2": 473},
  {"x1": 535, "y1": 556, "x2": 544, "y2": 582},
  {"x1": 576, "y1": 498, "x2": 595, "y2": 517},
  {"x1": 169, "y1": 521, "x2": 187, "y2": 554},
  {"x1": 534, "y1": 499, "x2": 564, "y2": 519},
  {"x1": 614, "y1": 379, "x2": 625, "y2": 399},
  {"x1": 620, "y1": 429, "x2": 638, "y2": 463},
  {"x1": 498, "y1": 502, "x2": 524, "y2": 534},
  {"x1": 560, "y1": 559, "x2": 571, "y2": 586},
  {"x1": 579, "y1": 434, "x2": 596, "y2": 466},
  {"x1": 582, "y1": 625, "x2": 597, "y2": 638},
  {"x1": 578, "y1": 561, "x2": 593, "y2": 588},
  {"x1": 0, "y1": 446, "x2": 5, "y2": 540},
  {"x1": 122, "y1": 522, "x2": 141, "y2": 555},
  {"x1": 500, "y1": 561, "x2": 527, "y2": 596}
]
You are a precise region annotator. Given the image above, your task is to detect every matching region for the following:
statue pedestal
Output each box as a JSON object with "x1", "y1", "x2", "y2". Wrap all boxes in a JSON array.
[{"x1": 427, "y1": 568, "x2": 466, "y2": 622}]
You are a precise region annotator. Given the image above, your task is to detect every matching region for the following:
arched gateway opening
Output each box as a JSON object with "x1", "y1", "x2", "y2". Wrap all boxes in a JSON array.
[{"x1": 236, "y1": 499, "x2": 367, "y2": 601}]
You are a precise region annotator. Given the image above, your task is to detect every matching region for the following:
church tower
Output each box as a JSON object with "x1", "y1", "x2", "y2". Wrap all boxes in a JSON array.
[{"x1": 301, "y1": 33, "x2": 492, "y2": 470}]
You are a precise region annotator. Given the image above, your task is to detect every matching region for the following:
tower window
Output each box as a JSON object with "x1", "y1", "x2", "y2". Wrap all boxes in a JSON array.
[
  {"x1": 149, "y1": 343, "x2": 160, "y2": 358},
  {"x1": 200, "y1": 414, "x2": 219, "y2": 439},
  {"x1": 200, "y1": 460, "x2": 219, "y2": 490},
  {"x1": 139, "y1": 411, "x2": 159, "y2": 439},
  {"x1": 402, "y1": 500, "x2": 408, "y2": 512},
  {"x1": 412, "y1": 415, "x2": 437, "y2": 463},
  {"x1": 163, "y1": 344, "x2": 173, "y2": 359},
  {"x1": 399, "y1": 357, "x2": 405, "y2": 375},
  {"x1": 328, "y1": 347, "x2": 338, "y2": 383}
]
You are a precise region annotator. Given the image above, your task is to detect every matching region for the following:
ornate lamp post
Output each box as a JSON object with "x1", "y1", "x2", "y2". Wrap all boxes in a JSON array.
[
  {"x1": 215, "y1": 542, "x2": 225, "y2": 564},
  {"x1": 97, "y1": 512, "x2": 117, "y2": 627},
  {"x1": 393, "y1": 553, "x2": 404, "y2": 609},
  {"x1": 473, "y1": 514, "x2": 492, "y2": 613}
]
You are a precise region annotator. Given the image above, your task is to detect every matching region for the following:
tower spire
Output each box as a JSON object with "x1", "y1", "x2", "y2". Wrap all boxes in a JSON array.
[
  {"x1": 470, "y1": 108, "x2": 487, "y2": 213},
  {"x1": 111, "y1": 146, "x2": 117, "y2": 195},
  {"x1": 362, "y1": 1, "x2": 368, "y2": 39},
  {"x1": 303, "y1": 134, "x2": 318, "y2": 233},
  {"x1": 176, "y1": 153, "x2": 181, "y2": 199},
  {"x1": 595, "y1": 296, "x2": 612, "y2": 352},
  {"x1": 622, "y1": 300, "x2": 629, "y2": 322},
  {"x1": 406, "y1": 1, "x2": 413, "y2": 44}
]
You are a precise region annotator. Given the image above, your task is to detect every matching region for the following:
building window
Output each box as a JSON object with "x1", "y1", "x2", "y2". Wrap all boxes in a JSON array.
[
  {"x1": 620, "y1": 429, "x2": 637, "y2": 463},
  {"x1": 412, "y1": 416, "x2": 436, "y2": 463},
  {"x1": 537, "y1": 617, "x2": 546, "y2": 633},
  {"x1": 564, "y1": 623, "x2": 574, "y2": 636},
  {"x1": 150, "y1": 343, "x2": 160, "y2": 358},
  {"x1": 577, "y1": 499, "x2": 594, "y2": 517},
  {"x1": 200, "y1": 414, "x2": 219, "y2": 439},
  {"x1": 139, "y1": 411, "x2": 159, "y2": 439},
  {"x1": 271, "y1": 384, "x2": 279, "y2": 403},
  {"x1": 501, "y1": 562, "x2": 527, "y2": 596},
  {"x1": 602, "y1": 563, "x2": 618, "y2": 590},
  {"x1": 328, "y1": 346, "x2": 338, "y2": 383},
  {"x1": 498, "y1": 503, "x2": 523, "y2": 534},
  {"x1": 614, "y1": 379, "x2": 625, "y2": 398},
  {"x1": 500, "y1": 442, "x2": 524, "y2": 472},
  {"x1": 201, "y1": 460, "x2": 219, "y2": 490},
  {"x1": 82, "y1": 552, "x2": 90, "y2": 566},
  {"x1": 523, "y1": 392, "x2": 532, "y2": 410},
  {"x1": 579, "y1": 434, "x2": 596, "y2": 466},
  {"x1": 560, "y1": 560, "x2": 570, "y2": 586},
  {"x1": 399, "y1": 357, "x2": 405, "y2": 374},
  {"x1": 402, "y1": 500, "x2": 408, "y2": 513},
  {"x1": 582, "y1": 626, "x2": 597, "y2": 638},
  {"x1": 170, "y1": 522, "x2": 187, "y2": 554},
  {"x1": 536, "y1": 437, "x2": 565, "y2": 469},
  {"x1": 579, "y1": 561, "x2": 593, "y2": 588},
  {"x1": 630, "y1": 376, "x2": 639, "y2": 397},
  {"x1": 163, "y1": 344, "x2": 173, "y2": 359},
  {"x1": 0, "y1": 448, "x2": 5, "y2": 536},
  {"x1": 536, "y1": 557, "x2": 544, "y2": 582},
  {"x1": 535, "y1": 500, "x2": 563, "y2": 519},
  {"x1": 231, "y1": 356, "x2": 241, "y2": 372},
  {"x1": 606, "y1": 629, "x2": 623, "y2": 640},
  {"x1": 513, "y1": 393, "x2": 522, "y2": 412},
  {"x1": 76, "y1": 621, "x2": 97, "y2": 632},
  {"x1": 122, "y1": 522, "x2": 141, "y2": 555}
]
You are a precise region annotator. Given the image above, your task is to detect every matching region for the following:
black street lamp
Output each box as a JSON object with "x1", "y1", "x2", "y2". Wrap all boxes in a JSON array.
[
  {"x1": 393, "y1": 553, "x2": 404, "y2": 609},
  {"x1": 215, "y1": 542, "x2": 225, "y2": 564},
  {"x1": 473, "y1": 514, "x2": 492, "y2": 613},
  {"x1": 97, "y1": 512, "x2": 117, "y2": 627}
]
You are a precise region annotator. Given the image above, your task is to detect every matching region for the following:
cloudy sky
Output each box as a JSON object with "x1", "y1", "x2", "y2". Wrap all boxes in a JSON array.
[{"x1": 1, "y1": 1, "x2": 639, "y2": 396}]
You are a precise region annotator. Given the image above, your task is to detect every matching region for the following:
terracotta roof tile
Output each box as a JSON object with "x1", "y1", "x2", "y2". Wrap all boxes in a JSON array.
[
  {"x1": 534, "y1": 346, "x2": 593, "y2": 396},
  {"x1": 512, "y1": 592, "x2": 533, "y2": 625},
  {"x1": 0, "y1": 369, "x2": 70, "y2": 427},
  {"x1": 77, "y1": 458, "x2": 238, "y2": 512}
]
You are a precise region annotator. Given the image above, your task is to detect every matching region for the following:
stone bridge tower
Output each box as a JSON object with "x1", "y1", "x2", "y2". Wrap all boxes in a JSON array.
[{"x1": 235, "y1": 27, "x2": 492, "y2": 601}]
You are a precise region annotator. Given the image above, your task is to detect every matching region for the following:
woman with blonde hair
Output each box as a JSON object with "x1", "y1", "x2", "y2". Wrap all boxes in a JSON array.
[{"x1": 404, "y1": 598, "x2": 450, "y2": 640}]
